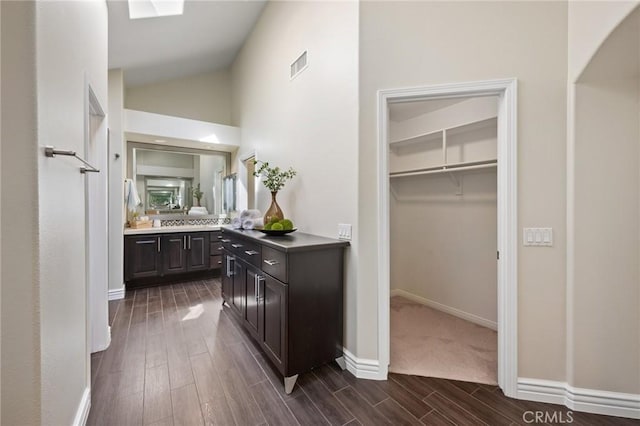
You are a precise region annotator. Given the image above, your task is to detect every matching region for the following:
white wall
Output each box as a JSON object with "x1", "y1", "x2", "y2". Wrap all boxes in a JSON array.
[
  {"x1": 1, "y1": 0, "x2": 108, "y2": 424},
  {"x1": 36, "y1": 1, "x2": 108, "y2": 423},
  {"x1": 1, "y1": 2, "x2": 40, "y2": 424},
  {"x1": 571, "y1": 8, "x2": 640, "y2": 394},
  {"x1": 126, "y1": 69, "x2": 232, "y2": 124},
  {"x1": 108, "y1": 69, "x2": 126, "y2": 294},
  {"x1": 390, "y1": 99, "x2": 498, "y2": 325},
  {"x1": 231, "y1": 0, "x2": 359, "y2": 350},
  {"x1": 359, "y1": 1, "x2": 569, "y2": 381},
  {"x1": 568, "y1": 0, "x2": 640, "y2": 82}
]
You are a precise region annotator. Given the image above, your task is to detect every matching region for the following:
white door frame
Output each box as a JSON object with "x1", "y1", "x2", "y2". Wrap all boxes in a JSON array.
[
  {"x1": 377, "y1": 78, "x2": 518, "y2": 397},
  {"x1": 85, "y1": 81, "x2": 110, "y2": 354}
]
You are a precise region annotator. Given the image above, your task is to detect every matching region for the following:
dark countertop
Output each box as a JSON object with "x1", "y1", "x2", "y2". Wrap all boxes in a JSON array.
[{"x1": 222, "y1": 226, "x2": 350, "y2": 253}]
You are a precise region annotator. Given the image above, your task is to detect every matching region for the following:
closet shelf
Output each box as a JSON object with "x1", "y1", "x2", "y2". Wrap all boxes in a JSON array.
[
  {"x1": 389, "y1": 116, "x2": 497, "y2": 149},
  {"x1": 389, "y1": 159, "x2": 497, "y2": 179}
]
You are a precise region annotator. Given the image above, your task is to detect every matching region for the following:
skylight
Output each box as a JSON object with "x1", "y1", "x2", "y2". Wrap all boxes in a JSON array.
[{"x1": 128, "y1": 0, "x2": 184, "y2": 20}]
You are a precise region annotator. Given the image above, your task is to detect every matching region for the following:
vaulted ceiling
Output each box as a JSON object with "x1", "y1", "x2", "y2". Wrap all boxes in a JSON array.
[{"x1": 107, "y1": 0, "x2": 267, "y2": 87}]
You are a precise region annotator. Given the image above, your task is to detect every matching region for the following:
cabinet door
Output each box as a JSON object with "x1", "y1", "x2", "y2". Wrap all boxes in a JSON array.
[
  {"x1": 231, "y1": 257, "x2": 246, "y2": 317},
  {"x1": 162, "y1": 234, "x2": 188, "y2": 275},
  {"x1": 245, "y1": 267, "x2": 260, "y2": 337},
  {"x1": 126, "y1": 235, "x2": 161, "y2": 280},
  {"x1": 187, "y1": 232, "x2": 209, "y2": 271},
  {"x1": 260, "y1": 274, "x2": 287, "y2": 369},
  {"x1": 221, "y1": 252, "x2": 234, "y2": 305}
]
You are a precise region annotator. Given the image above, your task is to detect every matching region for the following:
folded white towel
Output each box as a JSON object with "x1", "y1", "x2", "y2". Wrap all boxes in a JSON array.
[
  {"x1": 188, "y1": 207, "x2": 208, "y2": 215},
  {"x1": 231, "y1": 217, "x2": 242, "y2": 229},
  {"x1": 240, "y1": 209, "x2": 262, "y2": 222},
  {"x1": 242, "y1": 218, "x2": 264, "y2": 230}
]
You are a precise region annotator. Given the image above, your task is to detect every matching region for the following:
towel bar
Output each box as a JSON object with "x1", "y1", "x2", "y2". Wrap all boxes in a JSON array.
[{"x1": 44, "y1": 146, "x2": 100, "y2": 174}]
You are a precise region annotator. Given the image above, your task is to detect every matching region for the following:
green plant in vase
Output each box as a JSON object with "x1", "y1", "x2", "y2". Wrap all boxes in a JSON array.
[
  {"x1": 253, "y1": 160, "x2": 297, "y2": 224},
  {"x1": 192, "y1": 183, "x2": 204, "y2": 207}
]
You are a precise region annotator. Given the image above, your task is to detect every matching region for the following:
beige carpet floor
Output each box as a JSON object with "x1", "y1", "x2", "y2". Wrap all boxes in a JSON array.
[{"x1": 390, "y1": 296, "x2": 498, "y2": 385}]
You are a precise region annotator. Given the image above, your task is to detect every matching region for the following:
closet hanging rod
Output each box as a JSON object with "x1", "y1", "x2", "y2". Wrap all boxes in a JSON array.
[
  {"x1": 389, "y1": 161, "x2": 497, "y2": 179},
  {"x1": 44, "y1": 146, "x2": 100, "y2": 174}
]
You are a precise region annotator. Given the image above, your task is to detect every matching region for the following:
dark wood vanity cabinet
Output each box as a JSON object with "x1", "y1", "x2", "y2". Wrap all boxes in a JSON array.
[
  {"x1": 125, "y1": 230, "x2": 220, "y2": 286},
  {"x1": 125, "y1": 235, "x2": 162, "y2": 280},
  {"x1": 161, "y1": 232, "x2": 210, "y2": 275},
  {"x1": 161, "y1": 234, "x2": 188, "y2": 274},
  {"x1": 220, "y1": 227, "x2": 348, "y2": 394}
]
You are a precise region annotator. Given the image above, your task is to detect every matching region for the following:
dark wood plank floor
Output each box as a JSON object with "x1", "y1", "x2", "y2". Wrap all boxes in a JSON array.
[{"x1": 89, "y1": 279, "x2": 635, "y2": 426}]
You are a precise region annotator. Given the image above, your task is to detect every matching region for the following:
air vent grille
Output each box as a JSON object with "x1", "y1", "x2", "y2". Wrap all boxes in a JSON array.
[{"x1": 290, "y1": 51, "x2": 308, "y2": 79}]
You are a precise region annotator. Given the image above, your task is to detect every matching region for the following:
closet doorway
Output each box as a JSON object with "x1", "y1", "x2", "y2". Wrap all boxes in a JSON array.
[
  {"x1": 389, "y1": 94, "x2": 498, "y2": 386},
  {"x1": 377, "y1": 79, "x2": 518, "y2": 397}
]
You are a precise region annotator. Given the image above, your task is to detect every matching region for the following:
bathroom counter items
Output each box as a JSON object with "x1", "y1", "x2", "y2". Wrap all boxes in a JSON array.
[
  {"x1": 124, "y1": 224, "x2": 221, "y2": 235},
  {"x1": 220, "y1": 227, "x2": 349, "y2": 394}
]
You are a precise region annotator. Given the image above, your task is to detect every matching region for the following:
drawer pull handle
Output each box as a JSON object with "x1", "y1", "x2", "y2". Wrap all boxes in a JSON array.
[
  {"x1": 264, "y1": 259, "x2": 279, "y2": 266},
  {"x1": 218, "y1": 246, "x2": 223, "y2": 251},
  {"x1": 231, "y1": 243, "x2": 243, "y2": 248},
  {"x1": 245, "y1": 250, "x2": 259, "y2": 256},
  {"x1": 221, "y1": 239, "x2": 231, "y2": 243}
]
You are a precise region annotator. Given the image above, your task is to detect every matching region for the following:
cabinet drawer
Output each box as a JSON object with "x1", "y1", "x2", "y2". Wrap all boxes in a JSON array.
[
  {"x1": 210, "y1": 255, "x2": 222, "y2": 269},
  {"x1": 232, "y1": 239, "x2": 262, "y2": 267},
  {"x1": 220, "y1": 234, "x2": 233, "y2": 250},
  {"x1": 210, "y1": 241, "x2": 224, "y2": 255},
  {"x1": 261, "y1": 246, "x2": 287, "y2": 283}
]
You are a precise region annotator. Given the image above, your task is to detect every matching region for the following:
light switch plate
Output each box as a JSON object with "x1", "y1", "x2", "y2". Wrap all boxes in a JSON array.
[
  {"x1": 338, "y1": 223, "x2": 352, "y2": 241},
  {"x1": 523, "y1": 228, "x2": 553, "y2": 247}
]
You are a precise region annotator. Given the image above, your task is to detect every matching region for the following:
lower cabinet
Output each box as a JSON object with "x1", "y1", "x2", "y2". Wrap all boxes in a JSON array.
[
  {"x1": 231, "y1": 256, "x2": 246, "y2": 317},
  {"x1": 161, "y1": 232, "x2": 210, "y2": 275},
  {"x1": 162, "y1": 234, "x2": 188, "y2": 275},
  {"x1": 244, "y1": 264, "x2": 261, "y2": 337},
  {"x1": 188, "y1": 233, "x2": 209, "y2": 271},
  {"x1": 261, "y1": 274, "x2": 287, "y2": 369},
  {"x1": 220, "y1": 228, "x2": 348, "y2": 395},
  {"x1": 125, "y1": 235, "x2": 161, "y2": 280},
  {"x1": 125, "y1": 230, "x2": 219, "y2": 285}
]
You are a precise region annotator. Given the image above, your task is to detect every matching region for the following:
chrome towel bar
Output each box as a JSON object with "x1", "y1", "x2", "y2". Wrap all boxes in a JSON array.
[{"x1": 44, "y1": 146, "x2": 100, "y2": 174}]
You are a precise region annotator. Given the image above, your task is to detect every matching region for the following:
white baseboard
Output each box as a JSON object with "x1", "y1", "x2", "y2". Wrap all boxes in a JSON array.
[
  {"x1": 72, "y1": 387, "x2": 91, "y2": 426},
  {"x1": 343, "y1": 348, "x2": 385, "y2": 380},
  {"x1": 390, "y1": 289, "x2": 497, "y2": 331},
  {"x1": 108, "y1": 286, "x2": 125, "y2": 301},
  {"x1": 517, "y1": 378, "x2": 640, "y2": 419}
]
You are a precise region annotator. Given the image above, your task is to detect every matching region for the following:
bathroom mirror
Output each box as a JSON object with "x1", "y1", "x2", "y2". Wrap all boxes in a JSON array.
[{"x1": 127, "y1": 142, "x2": 231, "y2": 216}]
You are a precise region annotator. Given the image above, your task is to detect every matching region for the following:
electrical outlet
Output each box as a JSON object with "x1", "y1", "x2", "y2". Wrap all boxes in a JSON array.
[
  {"x1": 523, "y1": 228, "x2": 553, "y2": 246},
  {"x1": 338, "y1": 223, "x2": 352, "y2": 241}
]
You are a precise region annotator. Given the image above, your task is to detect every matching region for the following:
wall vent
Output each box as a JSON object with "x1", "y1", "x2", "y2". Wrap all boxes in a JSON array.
[{"x1": 290, "y1": 51, "x2": 308, "y2": 79}]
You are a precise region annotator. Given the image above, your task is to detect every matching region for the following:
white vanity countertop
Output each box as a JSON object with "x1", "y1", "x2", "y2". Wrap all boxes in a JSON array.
[{"x1": 124, "y1": 225, "x2": 221, "y2": 235}]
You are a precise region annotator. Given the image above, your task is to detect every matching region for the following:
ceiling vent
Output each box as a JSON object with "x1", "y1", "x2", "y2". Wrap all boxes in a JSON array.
[{"x1": 290, "y1": 51, "x2": 308, "y2": 80}]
